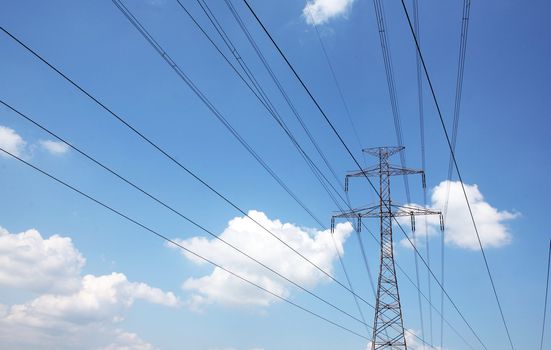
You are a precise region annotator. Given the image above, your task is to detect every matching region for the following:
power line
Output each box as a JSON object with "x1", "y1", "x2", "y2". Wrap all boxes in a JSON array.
[
  {"x1": 110, "y1": 1, "x2": 381, "y2": 331},
  {"x1": 0, "y1": 24, "x2": 375, "y2": 312},
  {"x1": 102, "y1": 3, "x2": 442, "y2": 345},
  {"x1": 371, "y1": 0, "x2": 412, "y2": 204},
  {"x1": 395, "y1": 263, "x2": 476, "y2": 350},
  {"x1": 441, "y1": 2, "x2": 471, "y2": 348},
  {"x1": 398, "y1": 1, "x2": 515, "y2": 349},
  {"x1": 213, "y1": 0, "x2": 344, "y2": 190},
  {"x1": 0, "y1": 98, "x2": 370, "y2": 330},
  {"x1": 307, "y1": 13, "x2": 367, "y2": 165},
  {"x1": 2, "y1": 12, "x2": 461, "y2": 350},
  {"x1": 178, "y1": 5, "x2": 464, "y2": 346},
  {"x1": 238, "y1": 2, "x2": 489, "y2": 348},
  {"x1": 411, "y1": 0, "x2": 429, "y2": 345},
  {"x1": 540, "y1": 239, "x2": 551, "y2": 350},
  {"x1": 2, "y1": 8, "x2": 478, "y2": 349},
  {"x1": 214, "y1": 0, "x2": 374, "y2": 333},
  {"x1": 173, "y1": 0, "x2": 345, "y2": 210},
  {"x1": 0, "y1": 145, "x2": 369, "y2": 341},
  {"x1": 209, "y1": 6, "x2": 452, "y2": 346}
]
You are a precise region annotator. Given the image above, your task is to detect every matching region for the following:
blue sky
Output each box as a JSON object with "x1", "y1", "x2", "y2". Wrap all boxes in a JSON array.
[{"x1": 0, "y1": 0, "x2": 550, "y2": 349}]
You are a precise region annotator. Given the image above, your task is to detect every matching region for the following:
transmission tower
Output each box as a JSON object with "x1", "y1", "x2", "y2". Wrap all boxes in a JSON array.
[{"x1": 331, "y1": 146, "x2": 444, "y2": 349}]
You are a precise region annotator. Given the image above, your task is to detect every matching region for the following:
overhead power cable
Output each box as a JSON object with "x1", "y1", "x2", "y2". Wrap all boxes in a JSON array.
[
  {"x1": 215, "y1": 0, "x2": 374, "y2": 332},
  {"x1": 0, "y1": 98, "x2": 370, "y2": 330},
  {"x1": 0, "y1": 24, "x2": 375, "y2": 315},
  {"x1": 238, "y1": 1, "x2": 489, "y2": 348},
  {"x1": 395, "y1": 263, "x2": 475, "y2": 350},
  {"x1": 176, "y1": 2, "x2": 447, "y2": 341},
  {"x1": 1, "y1": 14, "x2": 454, "y2": 350},
  {"x1": 1, "y1": 11, "x2": 473, "y2": 350},
  {"x1": 441, "y1": 2, "x2": 471, "y2": 348},
  {"x1": 0, "y1": 145, "x2": 369, "y2": 341},
  {"x1": 372, "y1": 0, "x2": 427, "y2": 345},
  {"x1": 412, "y1": 0, "x2": 430, "y2": 346},
  {"x1": 398, "y1": 1, "x2": 515, "y2": 349},
  {"x1": 371, "y1": 0, "x2": 412, "y2": 203},
  {"x1": 308, "y1": 13, "x2": 366, "y2": 165},
  {"x1": 178, "y1": 7, "x2": 462, "y2": 345},
  {"x1": 110, "y1": 0, "x2": 379, "y2": 331},
  {"x1": 540, "y1": 239, "x2": 551, "y2": 350}
]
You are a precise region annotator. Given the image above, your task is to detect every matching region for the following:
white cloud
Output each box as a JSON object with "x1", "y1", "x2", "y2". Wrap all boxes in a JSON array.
[
  {"x1": 40, "y1": 139, "x2": 69, "y2": 155},
  {"x1": 171, "y1": 210, "x2": 353, "y2": 309},
  {"x1": 303, "y1": 0, "x2": 355, "y2": 25},
  {"x1": 0, "y1": 125, "x2": 26, "y2": 158},
  {"x1": 399, "y1": 181, "x2": 518, "y2": 250},
  {"x1": 0, "y1": 227, "x2": 85, "y2": 294},
  {"x1": 99, "y1": 330, "x2": 156, "y2": 350},
  {"x1": 0, "y1": 226, "x2": 179, "y2": 349}
]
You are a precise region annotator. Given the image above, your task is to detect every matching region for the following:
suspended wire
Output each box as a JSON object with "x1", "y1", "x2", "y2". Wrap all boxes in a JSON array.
[
  {"x1": 0, "y1": 98, "x2": 372, "y2": 330},
  {"x1": 441, "y1": 3, "x2": 471, "y2": 345},
  {"x1": 0, "y1": 24, "x2": 375, "y2": 312},
  {"x1": 1, "y1": 9, "x2": 473, "y2": 350},
  {"x1": 178, "y1": 0, "x2": 372, "y2": 332},
  {"x1": 440, "y1": 207, "x2": 446, "y2": 349},
  {"x1": 173, "y1": 0, "x2": 344, "y2": 209},
  {"x1": 398, "y1": 2, "x2": 515, "y2": 349},
  {"x1": 0, "y1": 146, "x2": 369, "y2": 341},
  {"x1": 1, "y1": 96, "x2": 441, "y2": 349},
  {"x1": 306, "y1": 18, "x2": 380, "y2": 303},
  {"x1": 443, "y1": 0, "x2": 472, "y2": 218},
  {"x1": 395, "y1": 262, "x2": 475, "y2": 350},
  {"x1": 412, "y1": 0, "x2": 431, "y2": 346},
  {"x1": 238, "y1": 2, "x2": 489, "y2": 348},
  {"x1": 371, "y1": 0, "x2": 411, "y2": 204},
  {"x1": 356, "y1": 216, "x2": 471, "y2": 349},
  {"x1": 175, "y1": 8, "x2": 441, "y2": 343},
  {"x1": 540, "y1": 239, "x2": 551, "y2": 350},
  {"x1": 372, "y1": 1, "x2": 426, "y2": 344},
  {"x1": 195, "y1": 0, "x2": 344, "y2": 190},
  {"x1": 212, "y1": 5, "x2": 436, "y2": 344},
  {"x1": 111, "y1": 0, "x2": 380, "y2": 333},
  {"x1": 308, "y1": 15, "x2": 367, "y2": 165},
  {"x1": 204, "y1": 5, "x2": 458, "y2": 345}
]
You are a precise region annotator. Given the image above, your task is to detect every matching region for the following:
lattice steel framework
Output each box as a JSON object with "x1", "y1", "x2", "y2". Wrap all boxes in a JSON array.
[{"x1": 331, "y1": 146, "x2": 443, "y2": 349}]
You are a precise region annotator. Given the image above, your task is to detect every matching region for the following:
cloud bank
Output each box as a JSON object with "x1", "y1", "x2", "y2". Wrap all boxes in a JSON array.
[
  {"x1": 171, "y1": 210, "x2": 353, "y2": 310},
  {"x1": 0, "y1": 226, "x2": 179, "y2": 349}
]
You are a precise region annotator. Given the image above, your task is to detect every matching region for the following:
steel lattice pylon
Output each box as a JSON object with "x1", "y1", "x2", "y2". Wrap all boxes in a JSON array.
[{"x1": 331, "y1": 146, "x2": 443, "y2": 349}]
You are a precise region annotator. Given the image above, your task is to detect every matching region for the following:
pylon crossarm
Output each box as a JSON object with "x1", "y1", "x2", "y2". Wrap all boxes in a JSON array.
[
  {"x1": 332, "y1": 204, "x2": 379, "y2": 218},
  {"x1": 363, "y1": 146, "x2": 404, "y2": 158},
  {"x1": 345, "y1": 164, "x2": 422, "y2": 180},
  {"x1": 346, "y1": 164, "x2": 380, "y2": 178},
  {"x1": 390, "y1": 204, "x2": 441, "y2": 217},
  {"x1": 387, "y1": 164, "x2": 423, "y2": 176}
]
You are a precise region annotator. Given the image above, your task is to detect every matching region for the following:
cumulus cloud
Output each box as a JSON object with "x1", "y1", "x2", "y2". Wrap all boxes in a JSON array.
[
  {"x1": 0, "y1": 125, "x2": 70, "y2": 159},
  {"x1": 303, "y1": 0, "x2": 355, "y2": 25},
  {"x1": 99, "y1": 330, "x2": 156, "y2": 350},
  {"x1": 0, "y1": 125, "x2": 26, "y2": 158},
  {"x1": 0, "y1": 227, "x2": 85, "y2": 294},
  {"x1": 0, "y1": 226, "x2": 179, "y2": 349},
  {"x1": 399, "y1": 181, "x2": 518, "y2": 250},
  {"x1": 170, "y1": 210, "x2": 353, "y2": 310},
  {"x1": 40, "y1": 139, "x2": 70, "y2": 155}
]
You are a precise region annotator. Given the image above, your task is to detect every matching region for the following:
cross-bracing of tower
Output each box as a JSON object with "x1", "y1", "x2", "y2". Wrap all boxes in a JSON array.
[{"x1": 331, "y1": 146, "x2": 444, "y2": 349}]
